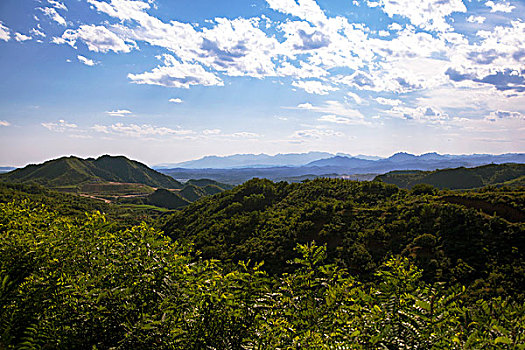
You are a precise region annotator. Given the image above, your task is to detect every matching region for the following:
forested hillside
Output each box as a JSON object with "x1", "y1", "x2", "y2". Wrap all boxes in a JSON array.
[
  {"x1": 162, "y1": 178, "x2": 525, "y2": 298},
  {"x1": 1, "y1": 199, "x2": 524, "y2": 348},
  {"x1": 375, "y1": 163, "x2": 525, "y2": 190},
  {"x1": 0, "y1": 155, "x2": 183, "y2": 189}
]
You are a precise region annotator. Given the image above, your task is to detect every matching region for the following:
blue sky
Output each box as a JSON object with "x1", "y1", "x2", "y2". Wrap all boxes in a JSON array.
[{"x1": 0, "y1": 0, "x2": 524, "y2": 166}]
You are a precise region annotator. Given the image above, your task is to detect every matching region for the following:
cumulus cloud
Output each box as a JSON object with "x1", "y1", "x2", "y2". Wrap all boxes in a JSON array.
[
  {"x1": 39, "y1": 7, "x2": 67, "y2": 26},
  {"x1": 0, "y1": 120, "x2": 11, "y2": 127},
  {"x1": 486, "y1": 110, "x2": 524, "y2": 121},
  {"x1": 0, "y1": 22, "x2": 11, "y2": 41},
  {"x1": 92, "y1": 123, "x2": 194, "y2": 137},
  {"x1": 106, "y1": 109, "x2": 132, "y2": 117},
  {"x1": 14, "y1": 33, "x2": 31, "y2": 42},
  {"x1": 386, "y1": 105, "x2": 449, "y2": 125},
  {"x1": 466, "y1": 15, "x2": 486, "y2": 24},
  {"x1": 128, "y1": 54, "x2": 223, "y2": 88},
  {"x1": 485, "y1": 1, "x2": 515, "y2": 13},
  {"x1": 366, "y1": 0, "x2": 466, "y2": 32},
  {"x1": 77, "y1": 55, "x2": 98, "y2": 66},
  {"x1": 30, "y1": 27, "x2": 46, "y2": 37},
  {"x1": 265, "y1": 0, "x2": 327, "y2": 25},
  {"x1": 35, "y1": 0, "x2": 525, "y2": 118},
  {"x1": 42, "y1": 120, "x2": 78, "y2": 132},
  {"x1": 292, "y1": 80, "x2": 338, "y2": 95},
  {"x1": 375, "y1": 97, "x2": 402, "y2": 106},
  {"x1": 445, "y1": 21, "x2": 525, "y2": 92},
  {"x1": 169, "y1": 98, "x2": 183, "y2": 103},
  {"x1": 60, "y1": 25, "x2": 136, "y2": 53},
  {"x1": 47, "y1": 0, "x2": 68, "y2": 11}
]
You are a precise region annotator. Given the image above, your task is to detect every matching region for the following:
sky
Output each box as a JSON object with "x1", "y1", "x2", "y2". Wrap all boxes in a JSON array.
[{"x1": 0, "y1": 0, "x2": 524, "y2": 167}]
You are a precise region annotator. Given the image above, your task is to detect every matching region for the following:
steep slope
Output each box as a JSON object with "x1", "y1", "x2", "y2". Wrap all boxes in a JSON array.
[
  {"x1": 375, "y1": 163, "x2": 525, "y2": 189},
  {"x1": 0, "y1": 155, "x2": 183, "y2": 189}
]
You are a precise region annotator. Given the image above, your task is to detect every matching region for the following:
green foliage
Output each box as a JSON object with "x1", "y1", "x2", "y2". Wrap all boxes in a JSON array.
[
  {"x1": 162, "y1": 178, "x2": 525, "y2": 299},
  {"x1": 0, "y1": 182, "x2": 158, "y2": 225},
  {"x1": 376, "y1": 163, "x2": 525, "y2": 190},
  {"x1": 2, "y1": 203, "x2": 524, "y2": 348}
]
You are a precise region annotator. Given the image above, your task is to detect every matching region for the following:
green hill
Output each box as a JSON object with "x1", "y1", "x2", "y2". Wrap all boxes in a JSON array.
[
  {"x1": 0, "y1": 155, "x2": 183, "y2": 189},
  {"x1": 375, "y1": 163, "x2": 525, "y2": 189},
  {"x1": 146, "y1": 188, "x2": 190, "y2": 209},
  {"x1": 179, "y1": 184, "x2": 206, "y2": 202},
  {"x1": 162, "y1": 178, "x2": 525, "y2": 297},
  {"x1": 186, "y1": 178, "x2": 233, "y2": 190}
]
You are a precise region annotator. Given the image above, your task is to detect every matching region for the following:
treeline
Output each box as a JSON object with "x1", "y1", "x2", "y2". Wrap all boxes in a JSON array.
[
  {"x1": 375, "y1": 163, "x2": 525, "y2": 190},
  {"x1": 162, "y1": 178, "x2": 525, "y2": 299},
  {"x1": 1, "y1": 201, "x2": 524, "y2": 348}
]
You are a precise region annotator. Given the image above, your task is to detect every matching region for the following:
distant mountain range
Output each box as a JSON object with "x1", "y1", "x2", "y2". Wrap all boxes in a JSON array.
[
  {"x1": 156, "y1": 152, "x2": 384, "y2": 169},
  {"x1": 156, "y1": 151, "x2": 524, "y2": 170},
  {"x1": 0, "y1": 155, "x2": 183, "y2": 189},
  {"x1": 0, "y1": 167, "x2": 16, "y2": 174},
  {"x1": 375, "y1": 163, "x2": 525, "y2": 190},
  {"x1": 158, "y1": 152, "x2": 525, "y2": 184}
]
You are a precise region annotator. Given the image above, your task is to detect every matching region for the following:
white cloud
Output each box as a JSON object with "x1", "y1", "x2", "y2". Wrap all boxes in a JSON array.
[
  {"x1": 445, "y1": 20, "x2": 525, "y2": 93},
  {"x1": 295, "y1": 100, "x2": 366, "y2": 121},
  {"x1": 39, "y1": 7, "x2": 67, "y2": 26},
  {"x1": 42, "y1": 120, "x2": 78, "y2": 132},
  {"x1": 128, "y1": 54, "x2": 223, "y2": 88},
  {"x1": 385, "y1": 105, "x2": 449, "y2": 125},
  {"x1": 30, "y1": 28, "x2": 46, "y2": 37},
  {"x1": 0, "y1": 120, "x2": 11, "y2": 127},
  {"x1": 203, "y1": 129, "x2": 221, "y2": 135},
  {"x1": 487, "y1": 110, "x2": 525, "y2": 121},
  {"x1": 0, "y1": 22, "x2": 11, "y2": 41},
  {"x1": 485, "y1": 1, "x2": 515, "y2": 13},
  {"x1": 231, "y1": 132, "x2": 260, "y2": 138},
  {"x1": 318, "y1": 114, "x2": 355, "y2": 125},
  {"x1": 169, "y1": 98, "x2": 183, "y2": 103},
  {"x1": 92, "y1": 123, "x2": 194, "y2": 137},
  {"x1": 388, "y1": 22, "x2": 403, "y2": 31},
  {"x1": 106, "y1": 109, "x2": 132, "y2": 117},
  {"x1": 292, "y1": 80, "x2": 338, "y2": 95},
  {"x1": 466, "y1": 15, "x2": 486, "y2": 24},
  {"x1": 60, "y1": 25, "x2": 136, "y2": 53},
  {"x1": 14, "y1": 33, "x2": 32, "y2": 42},
  {"x1": 47, "y1": 0, "x2": 68, "y2": 11},
  {"x1": 347, "y1": 92, "x2": 363, "y2": 104},
  {"x1": 367, "y1": 0, "x2": 466, "y2": 32},
  {"x1": 291, "y1": 128, "x2": 344, "y2": 140},
  {"x1": 265, "y1": 0, "x2": 327, "y2": 25},
  {"x1": 378, "y1": 30, "x2": 390, "y2": 37},
  {"x1": 375, "y1": 97, "x2": 402, "y2": 106},
  {"x1": 77, "y1": 55, "x2": 97, "y2": 66}
]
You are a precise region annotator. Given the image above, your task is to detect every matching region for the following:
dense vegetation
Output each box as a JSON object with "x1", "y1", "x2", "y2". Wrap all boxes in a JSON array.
[
  {"x1": 162, "y1": 178, "x2": 525, "y2": 299},
  {"x1": 118, "y1": 181, "x2": 232, "y2": 210},
  {"x1": 1, "y1": 200, "x2": 524, "y2": 348},
  {"x1": 0, "y1": 155, "x2": 183, "y2": 189},
  {"x1": 375, "y1": 163, "x2": 525, "y2": 190},
  {"x1": 0, "y1": 182, "x2": 163, "y2": 225}
]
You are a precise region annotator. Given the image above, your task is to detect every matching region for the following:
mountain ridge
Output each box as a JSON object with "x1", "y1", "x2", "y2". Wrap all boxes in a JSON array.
[
  {"x1": 0, "y1": 155, "x2": 183, "y2": 189},
  {"x1": 156, "y1": 152, "x2": 524, "y2": 170},
  {"x1": 375, "y1": 163, "x2": 525, "y2": 189}
]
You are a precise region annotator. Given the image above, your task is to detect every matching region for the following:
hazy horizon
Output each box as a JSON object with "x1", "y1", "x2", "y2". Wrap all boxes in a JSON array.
[
  {"x1": 2, "y1": 150, "x2": 525, "y2": 169},
  {"x1": 1, "y1": 0, "x2": 524, "y2": 167}
]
